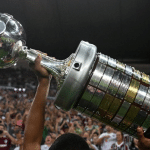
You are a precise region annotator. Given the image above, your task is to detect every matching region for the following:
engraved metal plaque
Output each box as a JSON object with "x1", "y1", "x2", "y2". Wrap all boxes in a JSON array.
[
  {"x1": 125, "y1": 79, "x2": 140, "y2": 103},
  {"x1": 142, "y1": 114, "x2": 150, "y2": 131},
  {"x1": 126, "y1": 110, "x2": 147, "y2": 135},
  {"x1": 135, "y1": 85, "x2": 148, "y2": 105},
  {"x1": 89, "y1": 62, "x2": 106, "y2": 87},
  {"x1": 116, "y1": 74, "x2": 131, "y2": 100},
  {"x1": 142, "y1": 88, "x2": 150, "y2": 111},
  {"x1": 98, "y1": 66, "x2": 115, "y2": 91},
  {"x1": 84, "y1": 89, "x2": 105, "y2": 117},
  {"x1": 104, "y1": 98, "x2": 122, "y2": 122},
  {"x1": 118, "y1": 105, "x2": 140, "y2": 131},
  {"x1": 107, "y1": 70, "x2": 124, "y2": 96},
  {"x1": 112, "y1": 101, "x2": 131, "y2": 125}
]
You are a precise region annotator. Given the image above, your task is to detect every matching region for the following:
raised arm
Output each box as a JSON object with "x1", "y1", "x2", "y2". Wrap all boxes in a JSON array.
[{"x1": 23, "y1": 54, "x2": 52, "y2": 150}]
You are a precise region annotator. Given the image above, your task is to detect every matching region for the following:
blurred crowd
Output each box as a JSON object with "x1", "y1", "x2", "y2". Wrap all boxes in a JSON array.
[{"x1": 0, "y1": 68, "x2": 139, "y2": 150}]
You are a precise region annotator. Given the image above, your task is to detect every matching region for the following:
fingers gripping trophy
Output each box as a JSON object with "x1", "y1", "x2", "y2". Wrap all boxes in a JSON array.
[{"x1": 0, "y1": 13, "x2": 150, "y2": 139}]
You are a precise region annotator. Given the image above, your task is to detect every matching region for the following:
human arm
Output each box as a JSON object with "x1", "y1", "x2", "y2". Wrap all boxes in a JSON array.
[
  {"x1": 4, "y1": 130, "x2": 18, "y2": 144},
  {"x1": 96, "y1": 134, "x2": 110, "y2": 145},
  {"x1": 23, "y1": 55, "x2": 52, "y2": 150}
]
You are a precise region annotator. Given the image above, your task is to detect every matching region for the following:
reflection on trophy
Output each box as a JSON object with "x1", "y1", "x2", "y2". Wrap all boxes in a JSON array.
[{"x1": 1, "y1": 13, "x2": 150, "y2": 139}]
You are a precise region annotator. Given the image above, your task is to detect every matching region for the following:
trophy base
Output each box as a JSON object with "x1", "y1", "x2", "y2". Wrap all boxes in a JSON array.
[{"x1": 54, "y1": 41, "x2": 97, "y2": 111}]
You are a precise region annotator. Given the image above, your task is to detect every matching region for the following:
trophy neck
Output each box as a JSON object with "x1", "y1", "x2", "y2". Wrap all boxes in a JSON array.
[{"x1": 25, "y1": 48, "x2": 75, "y2": 89}]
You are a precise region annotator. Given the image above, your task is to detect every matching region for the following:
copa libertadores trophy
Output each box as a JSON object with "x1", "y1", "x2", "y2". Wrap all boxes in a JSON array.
[{"x1": 0, "y1": 13, "x2": 150, "y2": 138}]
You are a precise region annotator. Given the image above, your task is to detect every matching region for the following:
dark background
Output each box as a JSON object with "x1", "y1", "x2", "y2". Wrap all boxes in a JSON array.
[{"x1": 0, "y1": 0, "x2": 150, "y2": 62}]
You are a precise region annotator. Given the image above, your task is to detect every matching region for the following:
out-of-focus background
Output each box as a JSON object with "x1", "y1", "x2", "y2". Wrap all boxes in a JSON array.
[{"x1": 0, "y1": 0, "x2": 150, "y2": 149}]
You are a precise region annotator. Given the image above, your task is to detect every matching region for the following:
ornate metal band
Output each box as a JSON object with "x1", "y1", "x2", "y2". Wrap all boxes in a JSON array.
[{"x1": 72, "y1": 47, "x2": 150, "y2": 138}]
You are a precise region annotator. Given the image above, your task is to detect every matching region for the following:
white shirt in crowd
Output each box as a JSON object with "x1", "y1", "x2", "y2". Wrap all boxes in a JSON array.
[
  {"x1": 99, "y1": 132, "x2": 116, "y2": 150},
  {"x1": 91, "y1": 144, "x2": 99, "y2": 150},
  {"x1": 41, "y1": 144, "x2": 51, "y2": 150},
  {"x1": 14, "y1": 146, "x2": 20, "y2": 150}
]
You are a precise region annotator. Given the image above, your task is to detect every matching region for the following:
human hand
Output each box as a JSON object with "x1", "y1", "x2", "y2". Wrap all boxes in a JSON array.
[
  {"x1": 3, "y1": 130, "x2": 9, "y2": 136},
  {"x1": 137, "y1": 127, "x2": 150, "y2": 150},
  {"x1": 87, "y1": 140, "x2": 91, "y2": 145},
  {"x1": 29, "y1": 54, "x2": 52, "y2": 81}
]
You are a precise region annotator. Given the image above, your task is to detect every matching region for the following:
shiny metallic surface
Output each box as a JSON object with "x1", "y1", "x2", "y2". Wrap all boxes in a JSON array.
[
  {"x1": 89, "y1": 62, "x2": 106, "y2": 87},
  {"x1": 78, "y1": 85, "x2": 96, "y2": 112},
  {"x1": 0, "y1": 13, "x2": 26, "y2": 68},
  {"x1": 126, "y1": 110, "x2": 147, "y2": 135},
  {"x1": 133, "y1": 68, "x2": 141, "y2": 80},
  {"x1": 92, "y1": 94, "x2": 114, "y2": 121},
  {"x1": 135, "y1": 85, "x2": 148, "y2": 105},
  {"x1": 142, "y1": 73, "x2": 150, "y2": 85},
  {"x1": 107, "y1": 70, "x2": 124, "y2": 96},
  {"x1": 118, "y1": 105, "x2": 140, "y2": 131},
  {"x1": 98, "y1": 66, "x2": 115, "y2": 91},
  {"x1": 125, "y1": 65, "x2": 133, "y2": 76},
  {"x1": 108, "y1": 57, "x2": 116, "y2": 68},
  {"x1": 116, "y1": 74, "x2": 131, "y2": 100},
  {"x1": 55, "y1": 41, "x2": 97, "y2": 111},
  {"x1": 83, "y1": 89, "x2": 105, "y2": 117},
  {"x1": 125, "y1": 79, "x2": 140, "y2": 103},
  {"x1": 142, "y1": 114, "x2": 150, "y2": 132},
  {"x1": 104, "y1": 98, "x2": 122, "y2": 122},
  {"x1": 142, "y1": 88, "x2": 150, "y2": 111},
  {"x1": 0, "y1": 21, "x2": 6, "y2": 34},
  {"x1": 117, "y1": 61, "x2": 125, "y2": 72},
  {"x1": 99, "y1": 53, "x2": 108, "y2": 65},
  {"x1": 84, "y1": 89, "x2": 105, "y2": 115},
  {"x1": 112, "y1": 101, "x2": 131, "y2": 125}
]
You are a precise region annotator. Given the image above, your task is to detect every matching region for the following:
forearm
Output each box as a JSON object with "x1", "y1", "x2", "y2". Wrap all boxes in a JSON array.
[
  {"x1": 24, "y1": 78, "x2": 50, "y2": 144},
  {"x1": 89, "y1": 144, "x2": 96, "y2": 150},
  {"x1": 96, "y1": 138, "x2": 103, "y2": 145},
  {"x1": 6, "y1": 133, "x2": 17, "y2": 144}
]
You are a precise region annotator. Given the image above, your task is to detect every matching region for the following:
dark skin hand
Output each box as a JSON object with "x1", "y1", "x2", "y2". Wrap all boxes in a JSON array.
[
  {"x1": 137, "y1": 127, "x2": 150, "y2": 150},
  {"x1": 23, "y1": 54, "x2": 52, "y2": 150}
]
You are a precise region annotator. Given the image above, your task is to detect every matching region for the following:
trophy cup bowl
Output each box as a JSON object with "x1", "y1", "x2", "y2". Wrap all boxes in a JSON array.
[
  {"x1": 1, "y1": 13, "x2": 150, "y2": 139},
  {"x1": 0, "y1": 13, "x2": 26, "y2": 68}
]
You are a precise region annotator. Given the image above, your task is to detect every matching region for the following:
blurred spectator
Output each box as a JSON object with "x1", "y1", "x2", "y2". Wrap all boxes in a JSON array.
[
  {"x1": 14, "y1": 129, "x2": 24, "y2": 150},
  {"x1": 41, "y1": 134, "x2": 52, "y2": 150},
  {"x1": 0, "y1": 67, "x2": 136, "y2": 149},
  {"x1": 96, "y1": 125, "x2": 116, "y2": 150},
  {"x1": 111, "y1": 131, "x2": 129, "y2": 150},
  {"x1": 0, "y1": 124, "x2": 14, "y2": 150},
  {"x1": 129, "y1": 138, "x2": 139, "y2": 150}
]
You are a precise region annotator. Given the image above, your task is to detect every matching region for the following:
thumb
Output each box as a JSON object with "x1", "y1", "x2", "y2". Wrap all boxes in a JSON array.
[{"x1": 137, "y1": 127, "x2": 144, "y2": 141}]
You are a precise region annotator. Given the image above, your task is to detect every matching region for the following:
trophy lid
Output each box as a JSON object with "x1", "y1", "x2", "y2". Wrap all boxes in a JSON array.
[{"x1": 0, "y1": 13, "x2": 26, "y2": 68}]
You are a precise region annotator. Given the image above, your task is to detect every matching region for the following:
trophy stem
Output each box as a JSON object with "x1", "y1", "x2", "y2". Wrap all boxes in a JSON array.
[{"x1": 16, "y1": 44, "x2": 76, "y2": 89}]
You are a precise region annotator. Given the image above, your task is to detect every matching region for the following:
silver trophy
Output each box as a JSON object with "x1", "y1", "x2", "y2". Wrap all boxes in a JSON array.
[{"x1": 0, "y1": 13, "x2": 150, "y2": 138}]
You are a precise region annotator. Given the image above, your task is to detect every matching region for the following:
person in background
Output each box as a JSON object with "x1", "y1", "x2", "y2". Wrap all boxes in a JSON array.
[
  {"x1": 41, "y1": 134, "x2": 52, "y2": 150},
  {"x1": 14, "y1": 129, "x2": 24, "y2": 150},
  {"x1": 129, "y1": 138, "x2": 139, "y2": 150},
  {"x1": 85, "y1": 118, "x2": 94, "y2": 134},
  {"x1": 111, "y1": 131, "x2": 129, "y2": 150},
  {"x1": 96, "y1": 125, "x2": 116, "y2": 150},
  {"x1": 0, "y1": 124, "x2": 18, "y2": 150},
  {"x1": 87, "y1": 139, "x2": 99, "y2": 150}
]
